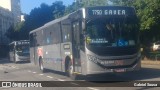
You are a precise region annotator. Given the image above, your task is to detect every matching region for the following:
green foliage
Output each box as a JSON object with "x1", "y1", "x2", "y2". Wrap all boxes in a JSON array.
[
  {"x1": 15, "y1": 21, "x2": 24, "y2": 31},
  {"x1": 82, "y1": 0, "x2": 108, "y2": 7},
  {"x1": 7, "y1": 0, "x2": 110, "y2": 41},
  {"x1": 10, "y1": 1, "x2": 65, "y2": 40},
  {"x1": 52, "y1": 1, "x2": 65, "y2": 18},
  {"x1": 110, "y1": 0, "x2": 135, "y2": 6},
  {"x1": 5, "y1": 25, "x2": 20, "y2": 41},
  {"x1": 134, "y1": 0, "x2": 160, "y2": 30},
  {"x1": 65, "y1": 0, "x2": 109, "y2": 14}
]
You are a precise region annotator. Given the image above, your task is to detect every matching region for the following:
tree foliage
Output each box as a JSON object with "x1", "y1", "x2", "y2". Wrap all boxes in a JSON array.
[
  {"x1": 6, "y1": 1, "x2": 65, "y2": 40},
  {"x1": 5, "y1": 25, "x2": 20, "y2": 41},
  {"x1": 65, "y1": 0, "x2": 109, "y2": 14},
  {"x1": 110, "y1": 0, "x2": 135, "y2": 6},
  {"x1": 81, "y1": 0, "x2": 108, "y2": 7},
  {"x1": 6, "y1": 0, "x2": 109, "y2": 41}
]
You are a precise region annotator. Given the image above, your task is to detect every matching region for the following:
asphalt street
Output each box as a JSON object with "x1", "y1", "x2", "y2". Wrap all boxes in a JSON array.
[{"x1": 0, "y1": 58, "x2": 160, "y2": 90}]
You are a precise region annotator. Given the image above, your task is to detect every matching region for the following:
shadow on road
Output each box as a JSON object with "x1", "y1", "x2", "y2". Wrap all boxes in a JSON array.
[{"x1": 43, "y1": 69, "x2": 66, "y2": 76}]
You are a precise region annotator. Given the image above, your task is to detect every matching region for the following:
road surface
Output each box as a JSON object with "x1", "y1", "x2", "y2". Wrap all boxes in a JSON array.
[{"x1": 0, "y1": 59, "x2": 160, "y2": 90}]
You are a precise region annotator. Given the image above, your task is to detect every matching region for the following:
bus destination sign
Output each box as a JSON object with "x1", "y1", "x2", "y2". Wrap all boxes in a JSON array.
[
  {"x1": 86, "y1": 6, "x2": 135, "y2": 17},
  {"x1": 16, "y1": 41, "x2": 29, "y2": 45}
]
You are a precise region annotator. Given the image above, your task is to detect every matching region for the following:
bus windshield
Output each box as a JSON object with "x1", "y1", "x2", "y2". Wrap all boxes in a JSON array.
[
  {"x1": 16, "y1": 45, "x2": 29, "y2": 54},
  {"x1": 86, "y1": 17, "x2": 139, "y2": 47}
]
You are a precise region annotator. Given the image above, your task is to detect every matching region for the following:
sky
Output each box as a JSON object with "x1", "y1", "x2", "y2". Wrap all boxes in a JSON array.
[{"x1": 21, "y1": 0, "x2": 74, "y2": 14}]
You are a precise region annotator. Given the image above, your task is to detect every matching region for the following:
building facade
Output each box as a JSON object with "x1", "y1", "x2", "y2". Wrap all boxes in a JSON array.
[
  {"x1": 0, "y1": 7, "x2": 13, "y2": 44},
  {"x1": 0, "y1": 0, "x2": 21, "y2": 45},
  {"x1": 0, "y1": 0, "x2": 21, "y2": 25},
  {"x1": 11, "y1": 0, "x2": 21, "y2": 24}
]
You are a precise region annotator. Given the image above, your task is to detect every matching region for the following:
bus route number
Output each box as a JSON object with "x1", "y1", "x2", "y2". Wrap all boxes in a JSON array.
[{"x1": 92, "y1": 10, "x2": 102, "y2": 15}]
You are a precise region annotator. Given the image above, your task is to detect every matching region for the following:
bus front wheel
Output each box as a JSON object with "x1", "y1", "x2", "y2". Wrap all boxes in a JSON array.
[{"x1": 67, "y1": 61, "x2": 77, "y2": 80}]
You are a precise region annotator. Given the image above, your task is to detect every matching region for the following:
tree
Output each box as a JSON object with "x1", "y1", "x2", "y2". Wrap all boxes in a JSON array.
[
  {"x1": 52, "y1": 1, "x2": 65, "y2": 18},
  {"x1": 5, "y1": 25, "x2": 20, "y2": 41},
  {"x1": 110, "y1": 0, "x2": 135, "y2": 6},
  {"x1": 82, "y1": 0, "x2": 108, "y2": 7},
  {"x1": 15, "y1": 1, "x2": 66, "y2": 40},
  {"x1": 65, "y1": 0, "x2": 109, "y2": 14}
]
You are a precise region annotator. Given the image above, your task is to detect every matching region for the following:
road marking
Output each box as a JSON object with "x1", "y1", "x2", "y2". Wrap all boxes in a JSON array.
[
  {"x1": 12, "y1": 66, "x2": 16, "y2": 68},
  {"x1": 47, "y1": 76, "x2": 53, "y2": 79},
  {"x1": 57, "y1": 79, "x2": 65, "y2": 81},
  {"x1": 87, "y1": 87, "x2": 99, "y2": 90},
  {"x1": 39, "y1": 74, "x2": 44, "y2": 76},
  {"x1": 70, "y1": 82, "x2": 79, "y2": 86},
  {"x1": 33, "y1": 72, "x2": 37, "y2": 74}
]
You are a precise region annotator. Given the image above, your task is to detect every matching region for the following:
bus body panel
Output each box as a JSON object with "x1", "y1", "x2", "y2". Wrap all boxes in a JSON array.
[
  {"x1": 42, "y1": 44, "x2": 62, "y2": 71},
  {"x1": 30, "y1": 47, "x2": 39, "y2": 65},
  {"x1": 79, "y1": 50, "x2": 87, "y2": 75},
  {"x1": 30, "y1": 48, "x2": 34, "y2": 64},
  {"x1": 85, "y1": 47, "x2": 141, "y2": 75}
]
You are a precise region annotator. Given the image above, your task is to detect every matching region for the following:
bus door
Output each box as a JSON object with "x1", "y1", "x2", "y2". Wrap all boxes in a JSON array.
[{"x1": 73, "y1": 21, "x2": 82, "y2": 73}]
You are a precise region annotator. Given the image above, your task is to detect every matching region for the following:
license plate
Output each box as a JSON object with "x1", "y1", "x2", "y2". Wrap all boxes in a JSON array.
[
  {"x1": 114, "y1": 69, "x2": 125, "y2": 72},
  {"x1": 115, "y1": 60, "x2": 124, "y2": 65}
]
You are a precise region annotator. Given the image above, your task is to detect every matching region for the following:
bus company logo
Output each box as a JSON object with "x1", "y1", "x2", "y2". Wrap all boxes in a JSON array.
[
  {"x1": 2, "y1": 82, "x2": 11, "y2": 88},
  {"x1": 115, "y1": 60, "x2": 124, "y2": 65}
]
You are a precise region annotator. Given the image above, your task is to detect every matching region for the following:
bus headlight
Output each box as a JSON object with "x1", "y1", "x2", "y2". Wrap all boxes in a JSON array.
[{"x1": 87, "y1": 55, "x2": 99, "y2": 63}]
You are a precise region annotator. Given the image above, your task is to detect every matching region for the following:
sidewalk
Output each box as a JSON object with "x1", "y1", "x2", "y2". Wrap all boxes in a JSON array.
[{"x1": 141, "y1": 60, "x2": 160, "y2": 65}]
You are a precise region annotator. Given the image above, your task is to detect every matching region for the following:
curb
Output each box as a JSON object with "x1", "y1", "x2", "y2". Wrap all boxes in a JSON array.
[{"x1": 141, "y1": 60, "x2": 160, "y2": 65}]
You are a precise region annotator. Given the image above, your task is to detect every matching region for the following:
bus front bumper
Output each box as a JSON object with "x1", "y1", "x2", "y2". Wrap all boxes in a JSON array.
[
  {"x1": 15, "y1": 56, "x2": 30, "y2": 62},
  {"x1": 86, "y1": 60, "x2": 141, "y2": 75}
]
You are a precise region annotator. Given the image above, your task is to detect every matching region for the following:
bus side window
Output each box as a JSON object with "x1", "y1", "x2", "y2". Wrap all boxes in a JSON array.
[{"x1": 61, "y1": 22, "x2": 71, "y2": 43}]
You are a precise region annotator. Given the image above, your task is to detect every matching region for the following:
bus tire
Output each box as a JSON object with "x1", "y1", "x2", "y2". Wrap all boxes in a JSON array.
[
  {"x1": 39, "y1": 58, "x2": 45, "y2": 73},
  {"x1": 67, "y1": 60, "x2": 77, "y2": 80}
]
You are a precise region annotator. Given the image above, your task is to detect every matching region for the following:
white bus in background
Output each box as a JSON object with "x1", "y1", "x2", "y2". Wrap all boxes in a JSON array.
[{"x1": 9, "y1": 40, "x2": 30, "y2": 63}]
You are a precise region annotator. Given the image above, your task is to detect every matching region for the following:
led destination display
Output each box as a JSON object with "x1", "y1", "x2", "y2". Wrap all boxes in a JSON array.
[{"x1": 86, "y1": 6, "x2": 136, "y2": 17}]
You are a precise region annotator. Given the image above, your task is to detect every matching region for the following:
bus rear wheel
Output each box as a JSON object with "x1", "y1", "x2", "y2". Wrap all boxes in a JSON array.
[{"x1": 67, "y1": 61, "x2": 77, "y2": 80}]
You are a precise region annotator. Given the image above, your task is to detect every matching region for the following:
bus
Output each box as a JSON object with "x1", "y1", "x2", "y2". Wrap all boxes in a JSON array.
[
  {"x1": 29, "y1": 6, "x2": 141, "y2": 79},
  {"x1": 9, "y1": 40, "x2": 30, "y2": 63}
]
